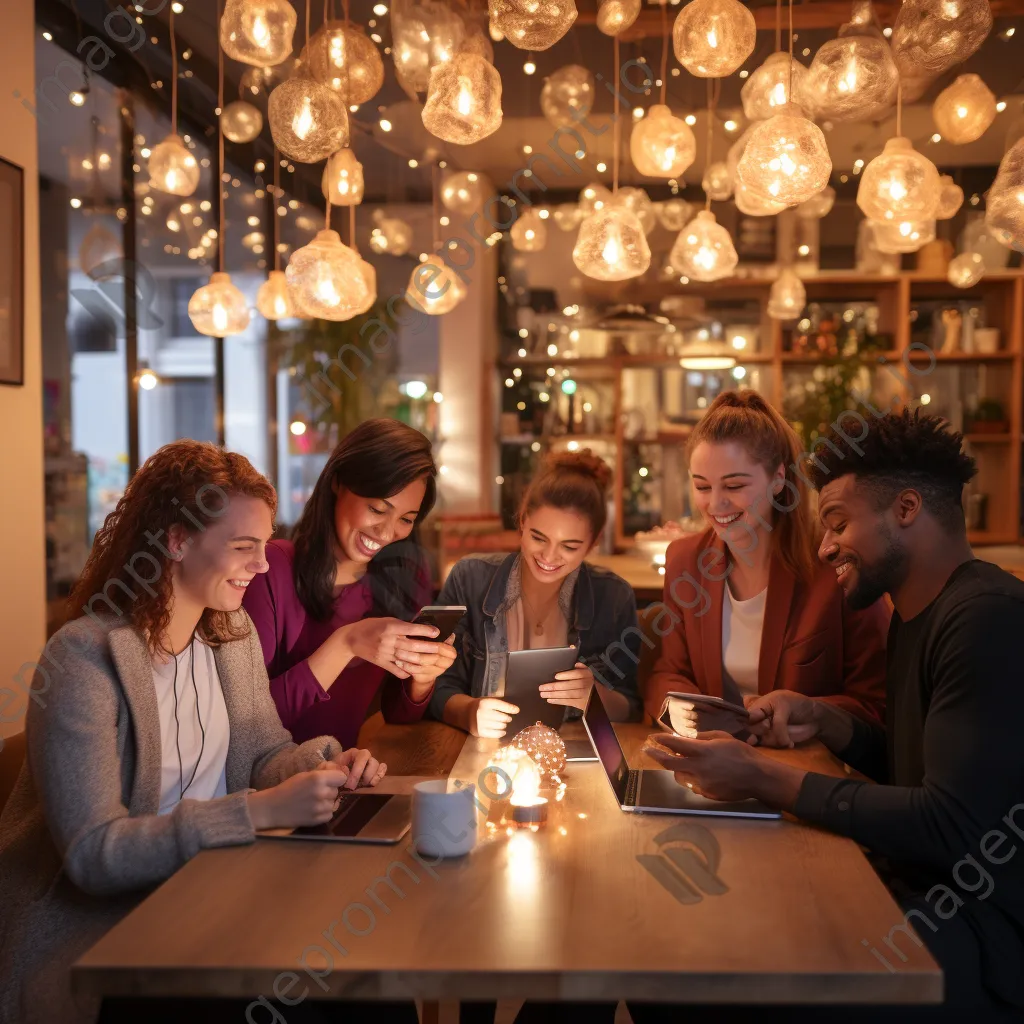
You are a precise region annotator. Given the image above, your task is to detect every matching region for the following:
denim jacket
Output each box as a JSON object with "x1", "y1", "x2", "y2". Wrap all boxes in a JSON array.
[{"x1": 427, "y1": 552, "x2": 644, "y2": 722}]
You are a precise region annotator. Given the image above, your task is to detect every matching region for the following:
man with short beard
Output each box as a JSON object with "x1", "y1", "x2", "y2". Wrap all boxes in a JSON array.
[{"x1": 643, "y1": 409, "x2": 1024, "y2": 1021}]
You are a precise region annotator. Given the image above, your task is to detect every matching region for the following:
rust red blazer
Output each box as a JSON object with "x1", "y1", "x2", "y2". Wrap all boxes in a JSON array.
[{"x1": 643, "y1": 528, "x2": 888, "y2": 726}]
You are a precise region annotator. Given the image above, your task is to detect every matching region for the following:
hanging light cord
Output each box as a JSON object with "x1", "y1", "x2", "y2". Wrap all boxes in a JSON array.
[
  {"x1": 659, "y1": 2, "x2": 668, "y2": 106},
  {"x1": 217, "y1": 0, "x2": 225, "y2": 273},
  {"x1": 273, "y1": 149, "x2": 281, "y2": 271},
  {"x1": 432, "y1": 163, "x2": 440, "y2": 249},
  {"x1": 704, "y1": 79, "x2": 718, "y2": 211},
  {"x1": 787, "y1": 0, "x2": 794, "y2": 102},
  {"x1": 775, "y1": 0, "x2": 781, "y2": 52},
  {"x1": 170, "y1": 7, "x2": 178, "y2": 136},
  {"x1": 612, "y1": 35, "x2": 621, "y2": 193},
  {"x1": 896, "y1": 79, "x2": 903, "y2": 137},
  {"x1": 349, "y1": 205, "x2": 357, "y2": 253}
]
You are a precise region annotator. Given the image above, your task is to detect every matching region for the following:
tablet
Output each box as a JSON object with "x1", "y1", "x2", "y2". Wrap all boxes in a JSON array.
[{"x1": 503, "y1": 645, "x2": 579, "y2": 735}]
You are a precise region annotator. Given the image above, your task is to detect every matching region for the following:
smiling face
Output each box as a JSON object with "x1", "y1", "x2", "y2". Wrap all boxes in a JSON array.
[
  {"x1": 689, "y1": 440, "x2": 784, "y2": 546},
  {"x1": 817, "y1": 474, "x2": 910, "y2": 609},
  {"x1": 333, "y1": 476, "x2": 427, "y2": 564},
  {"x1": 520, "y1": 505, "x2": 594, "y2": 588},
  {"x1": 170, "y1": 493, "x2": 274, "y2": 612}
]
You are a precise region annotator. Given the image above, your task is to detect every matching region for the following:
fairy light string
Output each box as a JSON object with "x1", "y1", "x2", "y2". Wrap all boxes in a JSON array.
[
  {"x1": 659, "y1": 1, "x2": 668, "y2": 105},
  {"x1": 613, "y1": 35, "x2": 621, "y2": 193}
]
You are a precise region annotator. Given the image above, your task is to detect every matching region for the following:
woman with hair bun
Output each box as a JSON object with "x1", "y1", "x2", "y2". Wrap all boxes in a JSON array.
[{"x1": 429, "y1": 448, "x2": 642, "y2": 738}]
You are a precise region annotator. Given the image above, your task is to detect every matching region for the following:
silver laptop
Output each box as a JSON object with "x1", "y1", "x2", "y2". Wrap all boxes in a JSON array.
[
  {"x1": 264, "y1": 792, "x2": 412, "y2": 844},
  {"x1": 582, "y1": 688, "x2": 781, "y2": 820}
]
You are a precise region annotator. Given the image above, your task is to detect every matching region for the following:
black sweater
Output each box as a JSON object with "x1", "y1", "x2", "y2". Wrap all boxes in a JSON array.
[{"x1": 795, "y1": 559, "x2": 1024, "y2": 1008}]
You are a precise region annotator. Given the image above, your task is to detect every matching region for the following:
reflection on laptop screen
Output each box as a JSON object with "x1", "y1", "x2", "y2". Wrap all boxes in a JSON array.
[{"x1": 584, "y1": 688, "x2": 630, "y2": 805}]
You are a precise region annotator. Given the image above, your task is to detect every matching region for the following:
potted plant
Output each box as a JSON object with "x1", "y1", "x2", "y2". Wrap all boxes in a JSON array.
[{"x1": 966, "y1": 398, "x2": 1009, "y2": 435}]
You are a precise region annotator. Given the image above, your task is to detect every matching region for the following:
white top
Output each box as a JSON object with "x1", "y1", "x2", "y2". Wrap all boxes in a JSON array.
[
  {"x1": 721, "y1": 585, "x2": 767, "y2": 702},
  {"x1": 152, "y1": 638, "x2": 230, "y2": 815}
]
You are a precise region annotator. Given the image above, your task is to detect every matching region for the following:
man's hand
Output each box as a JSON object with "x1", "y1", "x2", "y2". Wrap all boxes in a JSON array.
[{"x1": 745, "y1": 690, "x2": 820, "y2": 749}]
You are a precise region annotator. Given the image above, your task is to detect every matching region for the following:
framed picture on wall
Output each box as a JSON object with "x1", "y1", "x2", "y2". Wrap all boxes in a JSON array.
[{"x1": 0, "y1": 156, "x2": 24, "y2": 387}]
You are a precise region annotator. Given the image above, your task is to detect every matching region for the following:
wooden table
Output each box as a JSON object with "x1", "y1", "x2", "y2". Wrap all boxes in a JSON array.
[{"x1": 74, "y1": 722, "x2": 940, "y2": 1007}]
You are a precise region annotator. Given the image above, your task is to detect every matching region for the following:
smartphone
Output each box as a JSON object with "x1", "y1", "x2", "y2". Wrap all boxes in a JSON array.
[
  {"x1": 409, "y1": 605, "x2": 467, "y2": 642},
  {"x1": 665, "y1": 692, "x2": 750, "y2": 718},
  {"x1": 658, "y1": 692, "x2": 750, "y2": 740}
]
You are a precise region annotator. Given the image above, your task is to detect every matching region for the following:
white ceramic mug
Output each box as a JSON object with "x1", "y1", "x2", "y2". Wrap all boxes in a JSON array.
[
  {"x1": 974, "y1": 328, "x2": 1000, "y2": 354},
  {"x1": 411, "y1": 780, "x2": 478, "y2": 859}
]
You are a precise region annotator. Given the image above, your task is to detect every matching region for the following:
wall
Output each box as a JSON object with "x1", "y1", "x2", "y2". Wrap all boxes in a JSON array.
[{"x1": 0, "y1": 6, "x2": 45, "y2": 741}]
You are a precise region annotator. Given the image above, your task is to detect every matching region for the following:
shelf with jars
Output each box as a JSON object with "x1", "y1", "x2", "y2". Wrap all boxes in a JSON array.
[{"x1": 495, "y1": 271, "x2": 1024, "y2": 550}]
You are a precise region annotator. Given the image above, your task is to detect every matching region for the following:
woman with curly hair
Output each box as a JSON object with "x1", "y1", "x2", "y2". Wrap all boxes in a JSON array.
[{"x1": 0, "y1": 441, "x2": 395, "y2": 1024}]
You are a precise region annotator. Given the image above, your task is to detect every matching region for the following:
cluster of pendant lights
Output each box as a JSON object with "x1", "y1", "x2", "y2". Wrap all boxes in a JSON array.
[{"x1": 145, "y1": 0, "x2": 1023, "y2": 338}]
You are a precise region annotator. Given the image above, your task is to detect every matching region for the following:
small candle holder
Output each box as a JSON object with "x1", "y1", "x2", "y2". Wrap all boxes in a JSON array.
[{"x1": 511, "y1": 797, "x2": 549, "y2": 827}]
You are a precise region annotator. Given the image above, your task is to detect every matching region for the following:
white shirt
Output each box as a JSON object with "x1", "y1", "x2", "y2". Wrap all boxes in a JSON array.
[
  {"x1": 152, "y1": 638, "x2": 230, "y2": 815},
  {"x1": 721, "y1": 585, "x2": 767, "y2": 702}
]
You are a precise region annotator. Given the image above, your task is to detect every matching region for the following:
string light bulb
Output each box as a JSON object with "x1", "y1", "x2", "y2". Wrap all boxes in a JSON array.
[
  {"x1": 307, "y1": 21, "x2": 384, "y2": 104},
  {"x1": 219, "y1": 0, "x2": 297, "y2": 67},
  {"x1": 441, "y1": 171, "x2": 489, "y2": 214},
  {"x1": 806, "y1": 22, "x2": 899, "y2": 123},
  {"x1": 702, "y1": 160, "x2": 733, "y2": 200},
  {"x1": 597, "y1": 0, "x2": 640, "y2": 36},
  {"x1": 422, "y1": 50, "x2": 503, "y2": 144},
  {"x1": 369, "y1": 209, "x2": 414, "y2": 254},
  {"x1": 857, "y1": 136, "x2": 941, "y2": 223},
  {"x1": 616, "y1": 187, "x2": 657, "y2": 234},
  {"x1": 795, "y1": 184, "x2": 835, "y2": 218},
  {"x1": 553, "y1": 203, "x2": 584, "y2": 230},
  {"x1": 736, "y1": 104, "x2": 832, "y2": 207},
  {"x1": 256, "y1": 269, "x2": 296, "y2": 319},
  {"x1": 489, "y1": 0, "x2": 578, "y2": 50},
  {"x1": 510, "y1": 207, "x2": 547, "y2": 251},
  {"x1": 932, "y1": 74, "x2": 996, "y2": 145},
  {"x1": 148, "y1": 134, "x2": 200, "y2": 196},
  {"x1": 669, "y1": 210, "x2": 738, "y2": 281},
  {"x1": 656, "y1": 197, "x2": 694, "y2": 231},
  {"x1": 985, "y1": 137, "x2": 1024, "y2": 252},
  {"x1": 406, "y1": 254, "x2": 467, "y2": 315},
  {"x1": 540, "y1": 65, "x2": 595, "y2": 129},
  {"x1": 630, "y1": 104, "x2": 697, "y2": 179},
  {"x1": 572, "y1": 197, "x2": 651, "y2": 281},
  {"x1": 734, "y1": 177, "x2": 787, "y2": 215},
  {"x1": 935, "y1": 174, "x2": 963, "y2": 220},
  {"x1": 268, "y1": 64, "x2": 349, "y2": 163},
  {"x1": 767, "y1": 266, "x2": 806, "y2": 320},
  {"x1": 322, "y1": 148, "x2": 364, "y2": 205},
  {"x1": 947, "y1": 251, "x2": 985, "y2": 288},
  {"x1": 220, "y1": 100, "x2": 264, "y2": 143},
  {"x1": 741, "y1": 51, "x2": 811, "y2": 120},
  {"x1": 871, "y1": 217, "x2": 936, "y2": 253},
  {"x1": 891, "y1": 0, "x2": 992, "y2": 78},
  {"x1": 579, "y1": 182, "x2": 612, "y2": 215},
  {"x1": 188, "y1": 272, "x2": 251, "y2": 336},
  {"x1": 390, "y1": 0, "x2": 465, "y2": 94},
  {"x1": 286, "y1": 229, "x2": 371, "y2": 320},
  {"x1": 672, "y1": 0, "x2": 756, "y2": 78}
]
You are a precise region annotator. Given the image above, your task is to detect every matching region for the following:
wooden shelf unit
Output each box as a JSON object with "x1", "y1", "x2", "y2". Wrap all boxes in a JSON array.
[{"x1": 497, "y1": 272, "x2": 1024, "y2": 549}]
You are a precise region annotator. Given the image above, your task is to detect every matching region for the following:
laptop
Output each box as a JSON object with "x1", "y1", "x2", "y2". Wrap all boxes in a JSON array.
[
  {"x1": 582, "y1": 688, "x2": 781, "y2": 820},
  {"x1": 263, "y1": 792, "x2": 412, "y2": 844}
]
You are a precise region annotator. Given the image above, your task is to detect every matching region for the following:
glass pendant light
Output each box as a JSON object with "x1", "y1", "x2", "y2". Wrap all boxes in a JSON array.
[
  {"x1": 150, "y1": 10, "x2": 199, "y2": 197},
  {"x1": 656, "y1": 197, "x2": 694, "y2": 231},
  {"x1": 540, "y1": 65, "x2": 595, "y2": 129},
  {"x1": 742, "y1": 51, "x2": 811, "y2": 120},
  {"x1": 702, "y1": 160, "x2": 733, "y2": 200},
  {"x1": 630, "y1": 105, "x2": 697, "y2": 179},
  {"x1": 391, "y1": 0, "x2": 465, "y2": 95},
  {"x1": 240, "y1": 66, "x2": 277, "y2": 101},
  {"x1": 935, "y1": 175, "x2": 963, "y2": 220},
  {"x1": 79, "y1": 222, "x2": 123, "y2": 281},
  {"x1": 269, "y1": 63, "x2": 349, "y2": 163},
  {"x1": 899, "y1": 70, "x2": 936, "y2": 103},
  {"x1": 857, "y1": 136, "x2": 941, "y2": 223},
  {"x1": 932, "y1": 74, "x2": 996, "y2": 145},
  {"x1": 985, "y1": 137, "x2": 1024, "y2": 253},
  {"x1": 616, "y1": 186, "x2": 657, "y2": 234},
  {"x1": 736, "y1": 103, "x2": 831, "y2": 207},
  {"x1": 488, "y1": 0, "x2": 578, "y2": 50},
  {"x1": 947, "y1": 251, "x2": 985, "y2": 288},
  {"x1": 287, "y1": 229, "x2": 370, "y2": 319},
  {"x1": 369, "y1": 209, "x2": 414, "y2": 254},
  {"x1": 891, "y1": 0, "x2": 992, "y2": 78},
  {"x1": 572, "y1": 199, "x2": 651, "y2": 281},
  {"x1": 322, "y1": 148, "x2": 364, "y2": 205},
  {"x1": 221, "y1": 100, "x2": 264, "y2": 143},
  {"x1": 805, "y1": 22, "x2": 899, "y2": 123},
  {"x1": 220, "y1": 0, "x2": 297, "y2": 67},
  {"x1": 796, "y1": 184, "x2": 835, "y2": 218},
  {"x1": 257, "y1": 269, "x2": 295, "y2": 320},
  {"x1": 672, "y1": 0, "x2": 756, "y2": 78},
  {"x1": 579, "y1": 182, "x2": 612, "y2": 215},
  {"x1": 871, "y1": 217, "x2": 936, "y2": 254},
  {"x1": 669, "y1": 210, "x2": 738, "y2": 281},
  {"x1": 767, "y1": 267, "x2": 806, "y2": 320},
  {"x1": 734, "y1": 177, "x2": 787, "y2": 215},
  {"x1": 307, "y1": 21, "x2": 384, "y2": 105},
  {"x1": 422, "y1": 49, "x2": 502, "y2": 144},
  {"x1": 441, "y1": 171, "x2": 489, "y2": 214},
  {"x1": 553, "y1": 203, "x2": 584, "y2": 230},
  {"x1": 406, "y1": 254, "x2": 467, "y2": 314},
  {"x1": 511, "y1": 208, "x2": 547, "y2": 251},
  {"x1": 597, "y1": 0, "x2": 640, "y2": 36}
]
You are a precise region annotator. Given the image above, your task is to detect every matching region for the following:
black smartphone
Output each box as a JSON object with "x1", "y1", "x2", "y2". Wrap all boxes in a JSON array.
[{"x1": 409, "y1": 605, "x2": 467, "y2": 641}]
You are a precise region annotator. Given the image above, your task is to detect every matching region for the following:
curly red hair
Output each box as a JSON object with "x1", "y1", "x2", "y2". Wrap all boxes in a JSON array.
[{"x1": 68, "y1": 441, "x2": 277, "y2": 652}]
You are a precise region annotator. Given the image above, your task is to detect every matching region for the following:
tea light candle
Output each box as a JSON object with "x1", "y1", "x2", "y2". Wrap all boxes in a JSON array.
[{"x1": 511, "y1": 796, "x2": 549, "y2": 826}]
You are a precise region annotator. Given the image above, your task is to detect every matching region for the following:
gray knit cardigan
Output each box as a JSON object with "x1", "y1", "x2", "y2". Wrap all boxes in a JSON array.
[{"x1": 0, "y1": 611, "x2": 342, "y2": 1024}]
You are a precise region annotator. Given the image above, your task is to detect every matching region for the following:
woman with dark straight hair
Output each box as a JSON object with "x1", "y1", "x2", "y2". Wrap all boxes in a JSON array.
[{"x1": 244, "y1": 418, "x2": 456, "y2": 749}]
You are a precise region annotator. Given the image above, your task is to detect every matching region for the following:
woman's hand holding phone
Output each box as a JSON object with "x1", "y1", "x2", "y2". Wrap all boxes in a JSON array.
[{"x1": 333, "y1": 617, "x2": 440, "y2": 678}]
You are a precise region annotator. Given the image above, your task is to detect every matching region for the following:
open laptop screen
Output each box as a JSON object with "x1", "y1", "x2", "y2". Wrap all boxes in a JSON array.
[{"x1": 583, "y1": 687, "x2": 630, "y2": 805}]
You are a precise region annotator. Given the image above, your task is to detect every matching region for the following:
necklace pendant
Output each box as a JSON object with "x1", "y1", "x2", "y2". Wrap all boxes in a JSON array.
[{"x1": 536, "y1": 623, "x2": 544, "y2": 634}]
